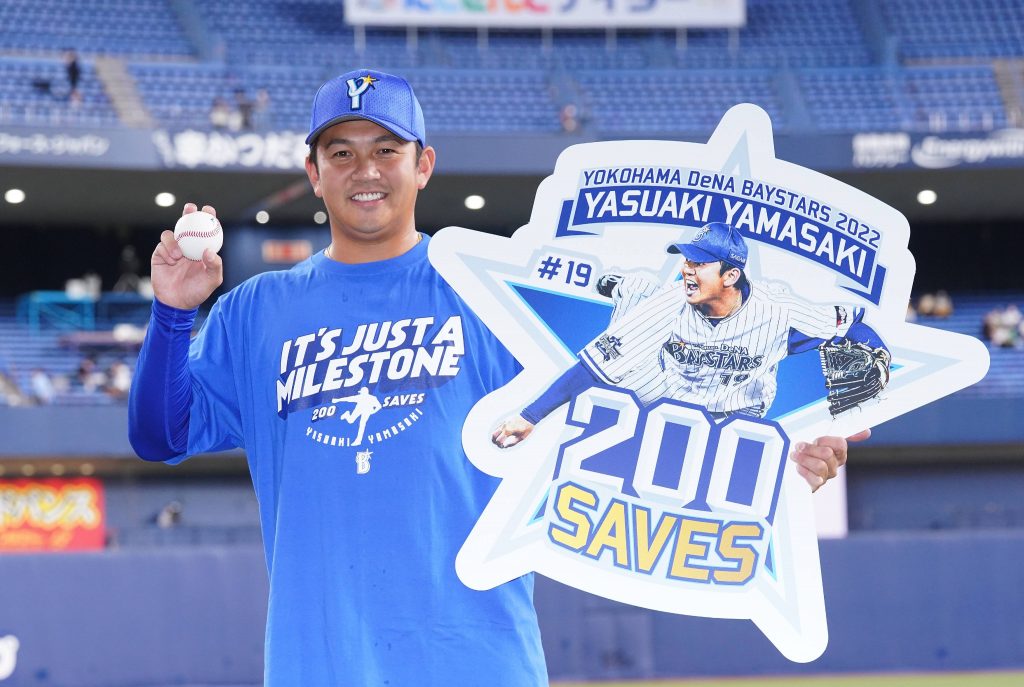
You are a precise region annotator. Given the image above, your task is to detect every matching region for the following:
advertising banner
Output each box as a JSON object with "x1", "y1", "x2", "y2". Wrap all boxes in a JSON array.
[
  {"x1": 852, "y1": 129, "x2": 1024, "y2": 170},
  {"x1": 343, "y1": 0, "x2": 745, "y2": 29},
  {"x1": 0, "y1": 478, "x2": 105, "y2": 552}
]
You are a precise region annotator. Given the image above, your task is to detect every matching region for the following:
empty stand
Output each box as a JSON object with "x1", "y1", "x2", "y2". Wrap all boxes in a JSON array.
[
  {"x1": 882, "y1": 0, "x2": 1024, "y2": 62},
  {"x1": 0, "y1": 56, "x2": 119, "y2": 127},
  {"x1": 1, "y1": 0, "x2": 1020, "y2": 134},
  {"x1": 575, "y1": 69, "x2": 782, "y2": 134},
  {"x1": 0, "y1": 0, "x2": 192, "y2": 57}
]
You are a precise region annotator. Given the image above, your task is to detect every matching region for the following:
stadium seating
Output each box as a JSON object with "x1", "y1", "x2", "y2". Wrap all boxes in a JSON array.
[
  {"x1": 902, "y1": 66, "x2": 1009, "y2": 131},
  {"x1": 882, "y1": 0, "x2": 1024, "y2": 62},
  {"x1": 0, "y1": 296, "x2": 207, "y2": 407},
  {"x1": 574, "y1": 69, "x2": 782, "y2": 135},
  {"x1": 2, "y1": 0, "x2": 1021, "y2": 134},
  {"x1": 916, "y1": 293, "x2": 1024, "y2": 398},
  {"x1": 104, "y1": 478, "x2": 261, "y2": 548},
  {"x1": 130, "y1": 61, "x2": 249, "y2": 131},
  {"x1": 0, "y1": 293, "x2": 1020, "y2": 407},
  {"x1": 0, "y1": 56, "x2": 119, "y2": 127},
  {"x1": 0, "y1": 0, "x2": 192, "y2": 57},
  {"x1": 799, "y1": 68, "x2": 907, "y2": 132},
  {"x1": 676, "y1": 0, "x2": 871, "y2": 69}
]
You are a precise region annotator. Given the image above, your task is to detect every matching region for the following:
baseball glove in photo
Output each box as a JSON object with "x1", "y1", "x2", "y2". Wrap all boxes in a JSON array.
[{"x1": 819, "y1": 341, "x2": 891, "y2": 416}]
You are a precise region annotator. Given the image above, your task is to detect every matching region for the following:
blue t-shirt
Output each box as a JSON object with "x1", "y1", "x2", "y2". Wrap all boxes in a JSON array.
[{"x1": 142, "y1": 237, "x2": 547, "y2": 686}]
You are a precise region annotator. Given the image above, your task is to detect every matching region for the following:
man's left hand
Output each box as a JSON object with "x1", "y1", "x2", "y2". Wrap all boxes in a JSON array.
[{"x1": 789, "y1": 429, "x2": 871, "y2": 492}]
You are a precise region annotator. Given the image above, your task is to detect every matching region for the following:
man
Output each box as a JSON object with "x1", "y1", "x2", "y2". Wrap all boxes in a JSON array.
[
  {"x1": 492, "y1": 222, "x2": 880, "y2": 490},
  {"x1": 129, "y1": 70, "x2": 858, "y2": 684},
  {"x1": 63, "y1": 49, "x2": 80, "y2": 101}
]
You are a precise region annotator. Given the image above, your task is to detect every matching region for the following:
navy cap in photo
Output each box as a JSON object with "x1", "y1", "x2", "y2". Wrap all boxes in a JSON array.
[
  {"x1": 667, "y1": 222, "x2": 748, "y2": 269},
  {"x1": 306, "y1": 69, "x2": 426, "y2": 148}
]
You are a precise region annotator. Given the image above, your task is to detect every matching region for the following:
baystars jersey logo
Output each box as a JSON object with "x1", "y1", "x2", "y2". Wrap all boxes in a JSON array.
[
  {"x1": 276, "y1": 316, "x2": 465, "y2": 466},
  {"x1": 661, "y1": 341, "x2": 765, "y2": 373},
  {"x1": 346, "y1": 74, "x2": 377, "y2": 110}
]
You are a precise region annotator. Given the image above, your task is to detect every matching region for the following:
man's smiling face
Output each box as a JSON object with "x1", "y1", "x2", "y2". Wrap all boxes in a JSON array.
[{"x1": 306, "y1": 118, "x2": 434, "y2": 245}]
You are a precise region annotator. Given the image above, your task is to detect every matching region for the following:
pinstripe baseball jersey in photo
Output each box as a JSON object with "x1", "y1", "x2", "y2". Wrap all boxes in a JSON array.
[{"x1": 579, "y1": 276, "x2": 855, "y2": 416}]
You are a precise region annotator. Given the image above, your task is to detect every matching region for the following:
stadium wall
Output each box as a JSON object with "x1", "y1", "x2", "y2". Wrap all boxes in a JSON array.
[
  {"x1": 6, "y1": 124, "x2": 1024, "y2": 174},
  {"x1": 2, "y1": 392, "x2": 1019, "y2": 457},
  {"x1": 1, "y1": 532, "x2": 1022, "y2": 685}
]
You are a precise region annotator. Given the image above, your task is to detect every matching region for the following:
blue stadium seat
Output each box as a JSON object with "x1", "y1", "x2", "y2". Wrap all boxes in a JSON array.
[
  {"x1": 0, "y1": 56, "x2": 119, "y2": 127},
  {"x1": 0, "y1": 0, "x2": 1019, "y2": 136},
  {"x1": 882, "y1": 0, "x2": 1024, "y2": 62}
]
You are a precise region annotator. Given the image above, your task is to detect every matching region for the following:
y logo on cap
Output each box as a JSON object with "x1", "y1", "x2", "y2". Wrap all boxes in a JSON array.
[
  {"x1": 346, "y1": 75, "x2": 377, "y2": 110},
  {"x1": 692, "y1": 224, "x2": 713, "y2": 242}
]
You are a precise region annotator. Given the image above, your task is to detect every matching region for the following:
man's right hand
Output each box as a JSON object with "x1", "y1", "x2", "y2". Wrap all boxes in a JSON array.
[
  {"x1": 491, "y1": 415, "x2": 536, "y2": 449},
  {"x1": 151, "y1": 203, "x2": 224, "y2": 310}
]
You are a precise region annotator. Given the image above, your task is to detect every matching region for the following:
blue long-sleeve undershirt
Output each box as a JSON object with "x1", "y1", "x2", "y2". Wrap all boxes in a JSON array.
[
  {"x1": 521, "y1": 363, "x2": 596, "y2": 424},
  {"x1": 127, "y1": 299, "x2": 196, "y2": 462},
  {"x1": 787, "y1": 320, "x2": 887, "y2": 354}
]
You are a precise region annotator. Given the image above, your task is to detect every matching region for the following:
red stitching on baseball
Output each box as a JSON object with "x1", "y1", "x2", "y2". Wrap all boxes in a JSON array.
[{"x1": 177, "y1": 228, "x2": 221, "y2": 239}]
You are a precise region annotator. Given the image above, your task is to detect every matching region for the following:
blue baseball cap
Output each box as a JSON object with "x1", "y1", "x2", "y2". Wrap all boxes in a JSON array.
[
  {"x1": 306, "y1": 69, "x2": 426, "y2": 148},
  {"x1": 667, "y1": 222, "x2": 748, "y2": 269}
]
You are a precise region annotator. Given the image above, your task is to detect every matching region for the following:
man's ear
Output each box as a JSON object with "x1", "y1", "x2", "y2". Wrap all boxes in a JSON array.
[
  {"x1": 417, "y1": 146, "x2": 436, "y2": 190},
  {"x1": 305, "y1": 154, "x2": 322, "y2": 198}
]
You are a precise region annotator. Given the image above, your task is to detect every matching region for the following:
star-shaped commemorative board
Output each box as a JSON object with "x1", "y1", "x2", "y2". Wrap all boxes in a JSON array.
[{"x1": 428, "y1": 104, "x2": 989, "y2": 662}]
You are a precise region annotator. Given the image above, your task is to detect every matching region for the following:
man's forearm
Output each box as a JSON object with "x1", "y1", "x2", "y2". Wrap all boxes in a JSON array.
[
  {"x1": 128, "y1": 300, "x2": 196, "y2": 461},
  {"x1": 521, "y1": 362, "x2": 597, "y2": 423}
]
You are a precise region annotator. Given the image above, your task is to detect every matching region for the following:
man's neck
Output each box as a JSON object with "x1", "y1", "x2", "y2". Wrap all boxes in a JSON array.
[
  {"x1": 326, "y1": 229, "x2": 421, "y2": 264},
  {"x1": 697, "y1": 288, "x2": 743, "y2": 319}
]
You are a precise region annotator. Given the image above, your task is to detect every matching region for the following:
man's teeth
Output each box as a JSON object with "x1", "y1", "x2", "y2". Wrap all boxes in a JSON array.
[{"x1": 352, "y1": 192, "x2": 385, "y2": 201}]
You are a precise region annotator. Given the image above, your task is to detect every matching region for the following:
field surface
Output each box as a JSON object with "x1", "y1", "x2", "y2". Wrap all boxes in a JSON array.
[{"x1": 555, "y1": 672, "x2": 1024, "y2": 687}]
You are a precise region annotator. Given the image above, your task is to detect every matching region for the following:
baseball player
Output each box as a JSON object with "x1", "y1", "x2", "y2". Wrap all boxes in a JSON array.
[
  {"x1": 129, "y1": 70, "x2": 547, "y2": 686},
  {"x1": 493, "y1": 222, "x2": 885, "y2": 488},
  {"x1": 129, "y1": 70, "x2": 861, "y2": 684}
]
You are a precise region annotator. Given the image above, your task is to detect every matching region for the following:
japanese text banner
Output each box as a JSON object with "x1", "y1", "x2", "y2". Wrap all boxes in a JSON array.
[{"x1": 0, "y1": 478, "x2": 105, "y2": 552}]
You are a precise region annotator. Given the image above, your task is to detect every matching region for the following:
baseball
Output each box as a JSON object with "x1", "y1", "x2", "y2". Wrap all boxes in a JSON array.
[{"x1": 173, "y1": 210, "x2": 223, "y2": 261}]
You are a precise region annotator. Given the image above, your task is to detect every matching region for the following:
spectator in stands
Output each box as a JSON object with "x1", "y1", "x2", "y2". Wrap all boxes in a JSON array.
[
  {"x1": 983, "y1": 304, "x2": 1022, "y2": 348},
  {"x1": 155, "y1": 500, "x2": 183, "y2": 528},
  {"x1": 916, "y1": 291, "x2": 954, "y2": 319},
  {"x1": 209, "y1": 97, "x2": 233, "y2": 131},
  {"x1": 29, "y1": 368, "x2": 55, "y2": 405},
  {"x1": 63, "y1": 49, "x2": 81, "y2": 105},
  {"x1": 1001, "y1": 304, "x2": 1023, "y2": 347},
  {"x1": 932, "y1": 290, "x2": 954, "y2": 318},
  {"x1": 113, "y1": 245, "x2": 142, "y2": 293},
  {"x1": 234, "y1": 88, "x2": 254, "y2": 130},
  {"x1": 31, "y1": 75, "x2": 52, "y2": 96},
  {"x1": 0, "y1": 370, "x2": 27, "y2": 407},
  {"x1": 560, "y1": 103, "x2": 580, "y2": 133},
  {"x1": 106, "y1": 360, "x2": 132, "y2": 400},
  {"x1": 76, "y1": 355, "x2": 108, "y2": 392},
  {"x1": 917, "y1": 292, "x2": 936, "y2": 316},
  {"x1": 983, "y1": 306, "x2": 999, "y2": 342},
  {"x1": 252, "y1": 88, "x2": 273, "y2": 130}
]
